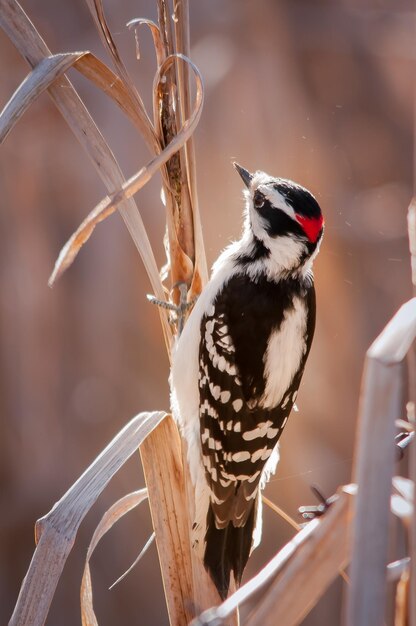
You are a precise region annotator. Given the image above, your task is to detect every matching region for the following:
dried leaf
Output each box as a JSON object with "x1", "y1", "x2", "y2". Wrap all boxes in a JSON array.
[
  {"x1": 347, "y1": 300, "x2": 413, "y2": 626},
  {"x1": 391, "y1": 495, "x2": 413, "y2": 522},
  {"x1": 9, "y1": 411, "x2": 166, "y2": 626},
  {"x1": 81, "y1": 489, "x2": 149, "y2": 626},
  {"x1": 49, "y1": 53, "x2": 203, "y2": 291},
  {"x1": 74, "y1": 53, "x2": 158, "y2": 144},
  {"x1": 0, "y1": 50, "x2": 159, "y2": 147},
  {"x1": 368, "y1": 297, "x2": 416, "y2": 364},
  {"x1": 108, "y1": 532, "x2": 155, "y2": 590},
  {"x1": 387, "y1": 558, "x2": 410, "y2": 583},
  {"x1": 395, "y1": 418, "x2": 414, "y2": 432},
  {"x1": 407, "y1": 198, "x2": 416, "y2": 287},
  {"x1": 0, "y1": 0, "x2": 171, "y2": 346},
  {"x1": 127, "y1": 18, "x2": 165, "y2": 69},
  {"x1": 393, "y1": 476, "x2": 414, "y2": 503},
  {"x1": 391, "y1": 477, "x2": 414, "y2": 523},
  {"x1": 84, "y1": 0, "x2": 156, "y2": 151},
  {"x1": 0, "y1": 52, "x2": 86, "y2": 142}
]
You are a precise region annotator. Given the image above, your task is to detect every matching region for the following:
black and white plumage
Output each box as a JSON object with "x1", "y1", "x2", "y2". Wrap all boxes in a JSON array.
[{"x1": 171, "y1": 163, "x2": 324, "y2": 599}]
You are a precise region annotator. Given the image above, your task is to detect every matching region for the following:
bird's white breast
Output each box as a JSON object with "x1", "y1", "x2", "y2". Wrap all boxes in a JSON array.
[{"x1": 261, "y1": 296, "x2": 307, "y2": 409}]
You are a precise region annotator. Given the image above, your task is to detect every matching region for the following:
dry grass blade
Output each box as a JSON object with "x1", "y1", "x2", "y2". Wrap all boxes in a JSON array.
[
  {"x1": 0, "y1": 0, "x2": 170, "y2": 347},
  {"x1": 48, "y1": 53, "x2": 203, "y2": 291},
  {"x1": 84, "y1": 0, "x2": 158, "y2": 152},
  {"x1": 346, "y1": 299, "x2": 416, "y2": 626},
  {"x1": 126, "y1": 18, "x2": 166, "y2": 69},
  {"x1": 264, "y1": 496, "x2": 351, "y2": 586},
  {"x1": 408, "y1": 202, "x2": 416, "y2": 626},
  {"x1": 387, "y1": 558, "x2": 411, "y2": 583},
  {"x1": 410, "y1": 437, "x2": 416, "y2": 626},
  {"x1": 81, "y1": 489, "x2": 148, "y2": 626},
  {"x1": 9, "y1": 411, "x2": 166, "y2": 626},
  {"x1": 108, "y1": 532, "x2": 155, "y2": 590},
  {"x1": 0, "y1": 52, "x2": 86, "y2": 142},
  {"x1": 193, "y1": 485, "x2": 355, "y2": 626},
  {"x1": 0, "y1": 50, "x2": 157, "y2": 144},
  {"x1": 262, "y1": 495, "x2": 301, "y2": 532},
  {"x1": 368, "y1": 297, "x2": 416, "y2": 363},
  {"x1": 2, "y1": 2, "x2": 208, "y2": 624},
  {"x1": 408, "y1": 198, "x2": 416, "y2": 287},
  {"x1": 74, "y1": 53, "x2": 157, "y2": 138}
]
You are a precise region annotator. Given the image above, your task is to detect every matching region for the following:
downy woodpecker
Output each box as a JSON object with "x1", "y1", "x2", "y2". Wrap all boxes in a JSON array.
[{"x1": 171, "y1": 163, "x2": 324, "y2": 599}]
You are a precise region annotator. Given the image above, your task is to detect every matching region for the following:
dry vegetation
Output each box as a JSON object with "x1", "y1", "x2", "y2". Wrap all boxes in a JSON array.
[{"x1": 0, "y1": 1, "x2": 415, "y2": 625}]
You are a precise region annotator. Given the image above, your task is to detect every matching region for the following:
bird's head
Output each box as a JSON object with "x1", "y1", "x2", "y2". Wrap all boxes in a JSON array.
[{"x1": 234, "y1": 163, "x2": 324, "y2": 273}]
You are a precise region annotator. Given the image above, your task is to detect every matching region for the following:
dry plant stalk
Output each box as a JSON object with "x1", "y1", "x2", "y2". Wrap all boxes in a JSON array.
[
  {"x1": 0, "y1": 0, "x2": 218, "y2": 623},
  {"x1": 409, "y1": 409, "x2": 416, "y2": 626},
  {"x1": 395, "y1": 569, "x2": 410, "y2": 626},
  {"x1": 9, "y1": 1, "x2": 416, "y2": 625},
  {"x1": 407, "y1": 199, "x2": 416, "y2": 626},
  {"x1": 345, "y1": 296, "x2": 416, "y2": 626}
]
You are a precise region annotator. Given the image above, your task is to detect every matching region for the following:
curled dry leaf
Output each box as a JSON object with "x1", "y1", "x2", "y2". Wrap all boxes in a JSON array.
[
  {"x1": 367, "y1": 297, "x2": 416, "y2": 364},
  {"x1": 127, "y1": 18, "x2": 166, "y2": 69},
  {"x1": 74, "y1": 53, "x2": 158, "y2": 144},
  {"x1": 48, "y1": 53, "x2": 203, "y2": 289},
  {"x1": 108, "y1": 531, "x2": 155, "y2": 590},
  {"x1": 84, "y1": 0, "x2": 156, "y2": 151},
  {"x1": 81, "y1": 489, "x2": 149, "y2": 626},
  {"x1": 0, "y1": 49, "x2": 156, "y2": 146},
  {"x1": 9, "y1": 411, "x2": 165, "y2": 626},
  {"x1": 0, "y1": 52, "x2": 85, "y2": 142},
  {"x1": 0, "y1": 0, "x2": 170, "y2": 345}
]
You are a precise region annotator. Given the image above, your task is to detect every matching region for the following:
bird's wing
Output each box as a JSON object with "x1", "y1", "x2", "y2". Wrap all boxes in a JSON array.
[{"x1": 199, "y1": 303, "x2": 285, "y2": 529}]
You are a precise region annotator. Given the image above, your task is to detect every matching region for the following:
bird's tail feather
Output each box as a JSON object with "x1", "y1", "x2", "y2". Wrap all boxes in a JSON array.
[{"x1": 203, "y1": 503, "x2": 256, "y2": 600}]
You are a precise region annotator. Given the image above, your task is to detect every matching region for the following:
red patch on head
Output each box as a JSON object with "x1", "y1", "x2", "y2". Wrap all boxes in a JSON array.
[{"x1": 295, "y1": 214, "x2": 324, "y2": 243}]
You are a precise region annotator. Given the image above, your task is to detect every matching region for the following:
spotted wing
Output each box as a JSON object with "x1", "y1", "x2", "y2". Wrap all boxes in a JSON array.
[{"x1": 199, "y1": 306, "x2": 288, "y2": 529}]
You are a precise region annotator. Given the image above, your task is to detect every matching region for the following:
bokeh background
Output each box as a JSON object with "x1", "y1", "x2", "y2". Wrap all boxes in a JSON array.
[{"x1": 0, "y1": 0, "x2": 414, "y2": 624}]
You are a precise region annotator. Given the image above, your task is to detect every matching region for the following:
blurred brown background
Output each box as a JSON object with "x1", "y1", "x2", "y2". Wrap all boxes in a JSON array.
[{"x1": 0, "y1": 0, "x2": 413, "y2": 624}]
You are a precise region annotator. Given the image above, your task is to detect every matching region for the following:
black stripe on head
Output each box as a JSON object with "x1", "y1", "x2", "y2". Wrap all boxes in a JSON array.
[
  {"x1": 256, "y1": 198, "x2": 306, "y2": 240},
  {"x1": 275, "y1": 182, "x2": 322, "y2": 220}
]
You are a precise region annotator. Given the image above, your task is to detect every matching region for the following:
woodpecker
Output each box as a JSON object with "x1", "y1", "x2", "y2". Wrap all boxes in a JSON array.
[{"x1": 171, "y1": 163, "x2": 324, "y2": 600}]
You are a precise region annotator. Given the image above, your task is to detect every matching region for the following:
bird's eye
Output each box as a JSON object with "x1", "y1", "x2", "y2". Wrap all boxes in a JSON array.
[{"x1": 253, "y1": 192, "x2": 264, "y2": 209}]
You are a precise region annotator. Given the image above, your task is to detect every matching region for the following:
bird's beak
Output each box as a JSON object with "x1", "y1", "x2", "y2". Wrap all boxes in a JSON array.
[{"x1": 233, "y1": 162, "x2": 253, "y2": 188}]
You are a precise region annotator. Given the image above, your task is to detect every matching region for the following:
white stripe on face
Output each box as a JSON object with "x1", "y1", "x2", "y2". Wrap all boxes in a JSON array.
[{"x1": 258, "y1": 184, "x2": 297, "y2": 221}]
